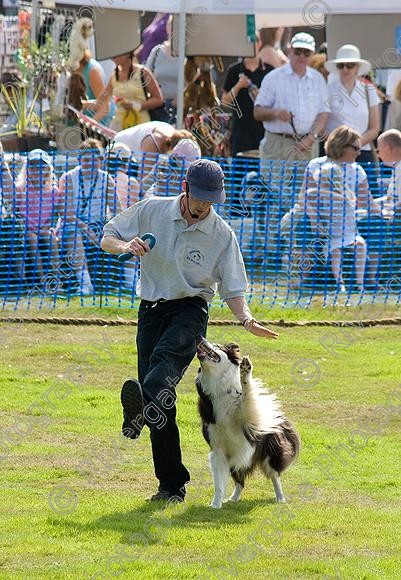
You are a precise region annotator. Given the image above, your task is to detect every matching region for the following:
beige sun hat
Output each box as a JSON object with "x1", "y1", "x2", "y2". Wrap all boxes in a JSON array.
[{"x1": 325, "y1": 44, "x2": 371, "y2": 76}]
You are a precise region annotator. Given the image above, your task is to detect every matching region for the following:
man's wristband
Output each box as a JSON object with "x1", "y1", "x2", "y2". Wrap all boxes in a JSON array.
[{"x1": 242, "y1": 318, "x2": 256, "y2": 330}]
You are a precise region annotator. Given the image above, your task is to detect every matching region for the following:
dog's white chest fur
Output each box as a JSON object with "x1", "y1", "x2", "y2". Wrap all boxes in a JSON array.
[{"x1": 207, "y1": 420, "x2": 254, "y2": 470}]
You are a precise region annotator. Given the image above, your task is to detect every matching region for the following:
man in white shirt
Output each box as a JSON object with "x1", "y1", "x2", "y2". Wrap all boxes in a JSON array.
[
  {"x1": 253, "y1": 33, "x2": 329, "y2": 265},
  {"x1": 101, "y1": 159, "x2": 278, "y2": 503},
  {"x1": 376, "y1": 129, "x2": 401, "y2": 213},
  {"x1": 254, "y1": 32, "x2": 329, "y2": 162}
]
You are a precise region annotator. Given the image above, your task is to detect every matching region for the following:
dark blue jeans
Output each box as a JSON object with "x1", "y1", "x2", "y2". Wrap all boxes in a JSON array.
[{"x1": 136, "y1": 296, "x2": 209, "y2": 492}]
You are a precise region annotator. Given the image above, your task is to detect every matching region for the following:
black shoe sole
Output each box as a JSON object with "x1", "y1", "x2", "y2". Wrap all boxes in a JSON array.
[
  {"x1": 121, "y1": 379, "x2": 144, "y2": 440},
  {"x1": 147, "y1": 491, "x2": 185, "y2": 503}
]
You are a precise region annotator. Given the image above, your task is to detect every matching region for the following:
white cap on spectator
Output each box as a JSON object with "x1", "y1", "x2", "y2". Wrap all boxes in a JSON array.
[
  {"x1": 291, "y1": 32, "x2": 316, "y2": 52},
  {"x1": 172, "y1": 139, "x2": 201, "y2": 160},
  {"x1": 27, "y1": 148, "x2": 52, "y2": 165}
]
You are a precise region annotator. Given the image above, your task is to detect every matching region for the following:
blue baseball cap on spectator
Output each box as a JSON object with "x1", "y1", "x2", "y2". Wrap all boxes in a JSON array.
[
  {"x1": 27, "y1": 149, "x2": 52, "y2": 165},
  {"x1": 186, "y1": 159, "x2": 226, "y2": 203}
]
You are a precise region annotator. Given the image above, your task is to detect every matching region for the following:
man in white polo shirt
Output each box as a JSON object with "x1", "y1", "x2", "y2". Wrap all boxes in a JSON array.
[
  {"x1": 254, "y1": 32, "x2": 329, "y2": 161},
  {"x1": 101, "y1": 159, "x2": 278, "y2": 502}
]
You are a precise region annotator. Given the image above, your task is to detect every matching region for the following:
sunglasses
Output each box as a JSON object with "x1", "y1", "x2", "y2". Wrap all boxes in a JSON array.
[
  {"x1": 293, "y1": 48, "x2": 313, "y2": 57},
  {"x1": 336, "y1": 63, "x2": 357, "y2": 70},
  {"x1": 27, "y1": 161, "x2": 49, "y2": 167}
]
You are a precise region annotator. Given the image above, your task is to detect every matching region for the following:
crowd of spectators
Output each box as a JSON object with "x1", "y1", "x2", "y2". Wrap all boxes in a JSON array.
[
  {"x1": 0, "y1": 134, "x2": 203, "y2": 296},
  {"x1": 2, "y1": 20, "x2": 401, "y2": 297}
]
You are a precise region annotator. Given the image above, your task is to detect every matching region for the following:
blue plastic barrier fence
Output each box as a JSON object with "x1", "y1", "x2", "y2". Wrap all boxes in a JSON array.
[{"x1": 0, "y1": 148, "x2": 400, "y2": 310}]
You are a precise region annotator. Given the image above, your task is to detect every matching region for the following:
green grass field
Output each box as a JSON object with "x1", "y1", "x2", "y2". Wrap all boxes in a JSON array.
[{"x1": 1, "y1": 312, "x2": 401, "y2": 579}]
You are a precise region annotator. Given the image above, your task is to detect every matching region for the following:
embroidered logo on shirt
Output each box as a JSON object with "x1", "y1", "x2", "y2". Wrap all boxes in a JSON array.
[{"x1": 182, "y1": 248, "x2": 206, "y2": 270}]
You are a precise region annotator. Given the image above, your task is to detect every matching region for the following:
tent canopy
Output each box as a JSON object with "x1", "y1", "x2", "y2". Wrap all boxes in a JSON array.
[
  {"x1": 55, "y1": 0, "x2": 401, "y2": 128},
  {"x1": 57, "y1": 0, "x2": 401, "y2": 14}
]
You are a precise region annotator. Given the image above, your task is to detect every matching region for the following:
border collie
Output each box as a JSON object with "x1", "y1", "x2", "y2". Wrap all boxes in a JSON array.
[{"x1": 195, "y1": 337, "x2": 300, "y2": 509}]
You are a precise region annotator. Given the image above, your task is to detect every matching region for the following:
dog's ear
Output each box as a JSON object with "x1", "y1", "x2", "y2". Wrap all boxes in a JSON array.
[
  {"x1": 226, "y1": 343, "x2": 241, "y2": 366},
  {"x1": 227, "y1": 342, "x2": 240, "y2": 351}
]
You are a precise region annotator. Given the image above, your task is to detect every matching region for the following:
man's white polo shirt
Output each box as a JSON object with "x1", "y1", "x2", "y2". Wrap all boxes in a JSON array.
[{"x1": 103, "y1": 194, "x2": 248, "y2": 303}]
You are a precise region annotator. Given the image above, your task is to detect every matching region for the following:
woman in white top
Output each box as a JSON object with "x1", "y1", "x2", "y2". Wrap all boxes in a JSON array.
[
  {"x1": 113, "y1": 122, "x2": 195, "y2": 179},
  {"x1": 301, "y1": 126, "x2": 384, "y2": 292},
  {"x1": 325, "y1": 45, "x2": 380, "y2": 165}
]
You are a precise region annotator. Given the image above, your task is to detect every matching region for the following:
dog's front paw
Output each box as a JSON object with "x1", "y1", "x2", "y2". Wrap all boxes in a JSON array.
[
  {"x1": 209, "y1": 501, "x2": 223, "y2": 509},
  {"x1": 224, "y1": 497, "x2": 240, "y2": 503},
  {"x1": 240, "y1": 356, "x2": 253, "y2": 386},
  {"x1": 276, "y1": 496, "x2": 287, "y2": 503}
]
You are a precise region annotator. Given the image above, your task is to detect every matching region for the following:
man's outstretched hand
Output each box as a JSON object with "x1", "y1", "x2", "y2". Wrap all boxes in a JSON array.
[{"x1": 247, "y1": 321, "x2": 279, "y2": 340}]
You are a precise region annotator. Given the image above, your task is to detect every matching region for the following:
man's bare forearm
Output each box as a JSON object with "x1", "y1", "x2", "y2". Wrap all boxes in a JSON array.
[
  {"x1": 254, "y1": 106, "x2": 278, "y2": 122},
  {"x1": 101, "y1": 235, "x2": 127, "y2": 254},
  {"x1": 226, "y1": 296, "x2": 252, "y2": 323}
]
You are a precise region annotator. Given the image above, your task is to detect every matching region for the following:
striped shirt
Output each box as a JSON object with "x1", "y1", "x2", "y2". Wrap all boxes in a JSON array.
[{"x1": 254, "y1": 63, "x2": 328, "y2": 135}]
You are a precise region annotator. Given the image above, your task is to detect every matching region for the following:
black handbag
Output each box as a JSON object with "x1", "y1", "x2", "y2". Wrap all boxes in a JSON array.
[{"x1": 140, "y1": 68, "x2": 170, "y2": 123}]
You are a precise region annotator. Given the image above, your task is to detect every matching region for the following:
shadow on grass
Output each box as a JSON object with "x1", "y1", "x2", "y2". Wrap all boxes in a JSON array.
[{"x1": 49, "y1": 497, "x2": 276, "y2": 545}]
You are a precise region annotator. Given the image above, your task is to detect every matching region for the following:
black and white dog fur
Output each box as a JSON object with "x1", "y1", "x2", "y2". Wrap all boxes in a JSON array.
[{"x1": 196, "y1": 338, "x2": 300, "y2": 509}]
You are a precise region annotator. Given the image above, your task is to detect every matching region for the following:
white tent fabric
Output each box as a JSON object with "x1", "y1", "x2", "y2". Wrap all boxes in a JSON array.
[
  {"x1": 55, "y1": 0, "x2": 401, "y2": 127},
  {"x1": 57, "y1": 0, "x2": 401, "y2": 14}
]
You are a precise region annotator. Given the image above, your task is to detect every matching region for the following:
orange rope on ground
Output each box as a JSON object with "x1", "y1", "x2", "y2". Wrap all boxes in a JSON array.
[{"x1": 1, "y1": 317, "x2": 401, "y2": 327}]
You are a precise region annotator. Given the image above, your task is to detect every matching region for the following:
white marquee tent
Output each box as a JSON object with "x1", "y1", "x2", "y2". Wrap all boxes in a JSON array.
[
  {"x1": 54, "y1": 0, "x2": 401, "y2": 14},
  {"x1": 50, "y1": 0, "x2": 401, "y2": 126}
]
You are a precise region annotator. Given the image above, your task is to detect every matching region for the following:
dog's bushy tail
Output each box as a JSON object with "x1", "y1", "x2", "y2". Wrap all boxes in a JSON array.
[
  {"x1": 242, "y1": 378, "x2": 284, "y2": 436},
  {"x1": 281, "y1": 419, "x2": 301, "y2": 462}
]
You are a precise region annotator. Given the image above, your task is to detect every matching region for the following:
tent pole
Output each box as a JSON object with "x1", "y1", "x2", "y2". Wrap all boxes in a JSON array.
[
  {"x1": 176, "y1": 7, "x2": 186, "y2": 129},
  {"x1": 31, "y1": 0, "x2": 39, "y2": 43}
]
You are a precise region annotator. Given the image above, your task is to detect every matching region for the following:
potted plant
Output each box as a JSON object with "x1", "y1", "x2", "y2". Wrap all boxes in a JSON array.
[
  {"x1": 0, "y1": 35, "x2": 68, "y2": 152},
  {"x1": 0, "y1": 80, "x2": 48, "y2": 152}
]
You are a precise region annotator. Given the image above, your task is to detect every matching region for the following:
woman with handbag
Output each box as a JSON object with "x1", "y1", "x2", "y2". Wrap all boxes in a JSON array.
[
  {"x1": 95, "y1": 51, "x2": 164, "y2": 132},
  {"x1": 325, "y1": 45, "x2": 380, "y2": 167},
  {"x1": 146, "y1": 16, "x2": 179, "y2": 122}
]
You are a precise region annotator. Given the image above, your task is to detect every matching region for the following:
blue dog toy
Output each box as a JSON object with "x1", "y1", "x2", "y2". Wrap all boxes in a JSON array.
[{"x1": 117, "y1": 233, "x2": 156, "y2": 262}]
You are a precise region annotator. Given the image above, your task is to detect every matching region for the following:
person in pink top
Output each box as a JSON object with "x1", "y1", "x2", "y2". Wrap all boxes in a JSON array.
[{"x1": 16, "y1": 149, "x2": 61, "y2": 283}]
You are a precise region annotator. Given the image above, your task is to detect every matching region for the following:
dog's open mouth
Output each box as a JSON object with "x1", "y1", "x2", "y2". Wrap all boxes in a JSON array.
[{"x1": 196, "y1": 337, "x2": 221, "y2": 363}]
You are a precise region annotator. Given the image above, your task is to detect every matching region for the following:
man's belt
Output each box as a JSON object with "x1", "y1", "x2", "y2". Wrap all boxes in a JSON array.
[{"x1": 268, "y1": 131, "x2": 309, "y2": 141}]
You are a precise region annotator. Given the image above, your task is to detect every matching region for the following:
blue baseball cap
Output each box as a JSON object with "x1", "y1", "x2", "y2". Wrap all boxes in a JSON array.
[{"x1": 186, "y1": 159, "x2": 226, "y2": 203}]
